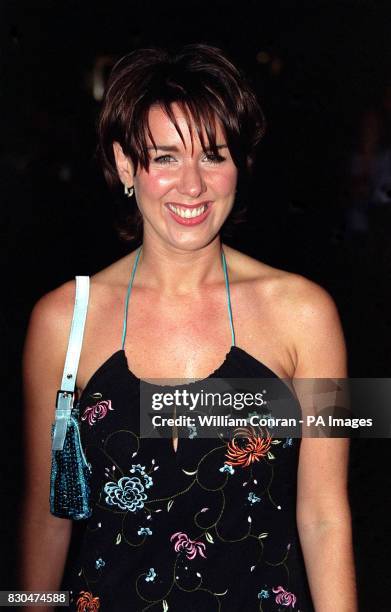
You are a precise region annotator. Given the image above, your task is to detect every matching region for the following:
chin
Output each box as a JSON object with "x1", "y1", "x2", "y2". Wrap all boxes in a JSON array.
[{"x1": 163, "y1": 228, "x2": 221, "y2": 252}]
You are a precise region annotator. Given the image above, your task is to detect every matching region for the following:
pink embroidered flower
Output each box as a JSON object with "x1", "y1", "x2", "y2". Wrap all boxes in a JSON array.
[
  {"x1": 170, "y1": 531, "x2": 207, "y2": 560},
  {"x1": 81, "y1": 400, "x2": 113, "y2": 426},
  {"x1": 272, "y1": 586, "x2": 297, "y2": 608}
]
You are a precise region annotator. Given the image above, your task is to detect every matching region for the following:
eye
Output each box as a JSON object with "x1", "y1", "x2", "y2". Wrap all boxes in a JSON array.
[
  {"x1": 153, "y1": 155, "x2": 176, "y2": 164},
  {"x1": 203, "y1": 153, "x2": 226, "y2": 164}
]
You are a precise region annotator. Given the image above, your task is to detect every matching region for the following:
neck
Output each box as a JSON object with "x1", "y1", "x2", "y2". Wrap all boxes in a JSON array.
[{"x1": 133, "y1": 235, "x2": 225, "y2": 295}]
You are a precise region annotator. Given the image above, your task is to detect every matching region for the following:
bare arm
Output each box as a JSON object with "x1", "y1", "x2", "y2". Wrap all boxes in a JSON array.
[
  {"x1": 19, "y1": 283, "x2": 76, "y2": 611},
  {"x1": 290, "y1": 279, "x2": 357, "y2": 611}
]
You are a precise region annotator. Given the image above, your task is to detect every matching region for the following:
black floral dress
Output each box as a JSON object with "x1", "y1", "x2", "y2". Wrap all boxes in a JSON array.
[{"x1": 61, "y1": 346, "x2": 314, "y2": 612}]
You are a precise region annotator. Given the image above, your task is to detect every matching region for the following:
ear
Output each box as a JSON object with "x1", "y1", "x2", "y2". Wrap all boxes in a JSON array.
[{"x1": 113, "y1": 142, "x2": 135, "y2": 187}]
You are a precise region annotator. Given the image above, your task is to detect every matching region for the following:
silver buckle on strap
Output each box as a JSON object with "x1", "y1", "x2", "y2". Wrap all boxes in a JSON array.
[{"x1": 52, "y1": 390, "x2": 74, "y2": 451}]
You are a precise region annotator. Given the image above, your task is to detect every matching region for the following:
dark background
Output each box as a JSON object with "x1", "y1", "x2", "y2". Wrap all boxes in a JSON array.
[{"x1": 1, "y1": 1, "x2": 391, "y2": 610}]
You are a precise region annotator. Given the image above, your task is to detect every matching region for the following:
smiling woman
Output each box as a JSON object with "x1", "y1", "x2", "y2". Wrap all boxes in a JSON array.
[
  {"x1": 20, "y1": 44, "x2": 357, "y2": 612},
  {"x1": 111, "y1": 104, "x2": 238, "y2": 250},
  {"x1": 98, "y1": 45, "x2": 265, "y2": 242}
]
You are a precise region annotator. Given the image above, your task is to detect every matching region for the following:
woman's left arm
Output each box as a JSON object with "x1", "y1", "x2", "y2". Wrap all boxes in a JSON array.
[{"x1": 291, "y1": 279, "x2": 357, "y2": 612}]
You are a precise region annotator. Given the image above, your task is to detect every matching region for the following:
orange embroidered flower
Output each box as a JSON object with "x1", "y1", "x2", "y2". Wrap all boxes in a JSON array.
[
  {"x1": 225, "y1": 426, "x2": 272, "y2": 467},
  {"x1": 76, "y1": 591, "x2": 100, "y2": 612}
]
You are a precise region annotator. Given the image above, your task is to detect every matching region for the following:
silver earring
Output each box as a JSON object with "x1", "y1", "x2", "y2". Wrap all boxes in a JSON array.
[{"x1": 124, "y1": 185, "x2": 134, "y2": 198}]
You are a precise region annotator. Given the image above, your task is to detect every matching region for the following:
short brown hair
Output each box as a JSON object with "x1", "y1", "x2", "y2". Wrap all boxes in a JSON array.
[{"x1": 98, "y1": 43, "x2": 266, "y2": 241}]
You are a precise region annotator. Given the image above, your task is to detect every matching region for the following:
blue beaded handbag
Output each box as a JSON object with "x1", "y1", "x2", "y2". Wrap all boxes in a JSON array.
[{"x1": 50, "y1": 276, "x2": 92, "y2": 520}]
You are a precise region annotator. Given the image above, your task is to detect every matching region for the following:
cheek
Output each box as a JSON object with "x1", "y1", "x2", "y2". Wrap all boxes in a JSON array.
[
  {"x1": 137, "y1": 171, "x2": 174, "y2": 196},
  {"x1": 212, "y1": 167, "x2": 238, "y2": 194}
]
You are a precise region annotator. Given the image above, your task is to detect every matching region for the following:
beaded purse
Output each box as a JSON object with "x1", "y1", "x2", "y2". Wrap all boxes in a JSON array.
[{"x1": 49, "y1": 276, "x2": 92, "y2": 520}]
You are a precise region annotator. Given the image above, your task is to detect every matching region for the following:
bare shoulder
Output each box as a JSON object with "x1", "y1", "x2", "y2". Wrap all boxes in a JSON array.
[
  {"x1": 224, "y1": 247, "x2": 333, "y2": 302},
  {"x1": 263, "y1": 264, "x2": 341, "y2": 325},
  {"x1": 25, "y1": 254, "x2": 132, "y2": 359},
  {"x1": 224, "y1": 245, "x2": 346, "y2": 376},
  {"x1": 252, "y1": 262, "x2": 347, "y2": 378},
  {"x1": 26, "y1": 280, "x2": 77, "y2": 350},
  {"x1": 31, "y1": 254, "x2": 133, "y2": 327},
  {"x1": 226, "y1": 244, "x2": 340, "y2": 319}
]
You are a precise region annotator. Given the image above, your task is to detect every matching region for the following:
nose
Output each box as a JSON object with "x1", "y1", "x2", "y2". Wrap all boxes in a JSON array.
[{"x1": 177, "y1": 161, "x2": 207, "y2": 198}]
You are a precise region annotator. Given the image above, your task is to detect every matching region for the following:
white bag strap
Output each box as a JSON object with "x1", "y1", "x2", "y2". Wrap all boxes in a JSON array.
[{"x1": 52, "y1": 276, "x2": 90, "y2": 451}]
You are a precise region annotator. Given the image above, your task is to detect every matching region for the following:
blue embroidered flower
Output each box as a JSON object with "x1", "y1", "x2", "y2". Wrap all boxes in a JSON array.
[
  {"x1": 143, "y1": 474, "x2": 153, "y2": 489},
  {"x1": 219, "y1": 463, "x2": 235, "y2": 475},
  {"x1": 138, "y1": 527, "x2": 152, "y2": 536},
  {"x1": 130, "y1": 464, "x2": 146, "y2": 475},
  {"x1": 128, "y1": 465, "x2": 153, "y2": 488},
  {"x1": 248, "y1": 492, "x2": 261, "y2": 504},
  {"x1": 258, "y1": 589, "x2": 269, "y2": 599},
  {"x1": 283, "y1": 437, "x2": 293, "y2": 448},
  {"x1": 95, "y1": 558, "x2": 105, "y2": 570},
  {"x1": 104, "y1": 476, "x2": 147, "y2": 512},
  {"x1": 145, "y1": 568, "x2": 156, "y2": 582},
  {"x1": 188, "y1": 424, "x2": 198, "y2": 439}
]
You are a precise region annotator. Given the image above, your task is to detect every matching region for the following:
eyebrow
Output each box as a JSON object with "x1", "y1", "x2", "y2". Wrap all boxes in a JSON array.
[{"x1": 146, "y1": 144, "x2": 228, "y2": 152}]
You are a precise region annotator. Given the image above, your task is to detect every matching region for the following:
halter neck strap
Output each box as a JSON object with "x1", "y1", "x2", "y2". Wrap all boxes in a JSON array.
[
  {"x1": 221, "y1": 247, "x2": 236, "y2": 347},
  {"x1": 121, "y1": 245, "x2": 236, "y2": 349},
  {"x1": 121, "y1": 245, "x2": 143, "y2": 349}
]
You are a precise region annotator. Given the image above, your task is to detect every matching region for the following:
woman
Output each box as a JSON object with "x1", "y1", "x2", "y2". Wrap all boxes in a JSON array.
[{"x1": 20, "y1": 44, "x2": 357, "y2": 611}]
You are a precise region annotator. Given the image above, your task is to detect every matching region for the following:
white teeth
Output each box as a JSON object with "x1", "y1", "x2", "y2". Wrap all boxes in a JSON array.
[{"x1": 167, "y1": 204, "x2": 207, "y2": 219}]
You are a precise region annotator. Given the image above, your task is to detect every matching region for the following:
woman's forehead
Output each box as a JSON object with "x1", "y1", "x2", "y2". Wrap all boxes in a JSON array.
[{"x1": 146, "y1": 103, "x2": 226, "y2": 149}]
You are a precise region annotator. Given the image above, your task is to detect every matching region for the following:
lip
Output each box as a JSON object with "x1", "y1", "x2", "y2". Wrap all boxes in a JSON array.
[{"x1": 165, "y1": 201, "x2": 212, "y2": 226}]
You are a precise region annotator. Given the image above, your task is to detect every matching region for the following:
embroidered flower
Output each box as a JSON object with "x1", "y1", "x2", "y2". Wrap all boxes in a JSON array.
[
  {"x1": 283, "y1": 437, "x2": 293, "y2": 448},
  {"x1": 248, "y1": 492, "x2": 261, "y2": 504},
  {"x1": 272, "y1": 586, "x2": 297, "y2": 607},
  {"x1": 95, "y1": 558, "x2": 105, "y2": 570},
  {"x1": 81, "y1": 400, "x2": 113, "y2": 426},
  {"x1": 104, "y1": 476, "x2": 147, "y2": 512},
  {"x1": 128, "y1": 465, "x2": 153, "y2": 488},
  {"x1": 76, "y1": 590, "x2": 100, "y2": 611},
  {"x1": 258, "y1": 589, "x2": 270, "y2": 599},
  {"x1": 170, "y1": 532, "x2": 207, "y2": 560},
  {"x1": 225, "y1": 426, "x2": 272, "y2": 468},
  {"x1": 130, "y1": 464, "x2": 145, "y2": 474},
  {"x1": 143, "y1": 474, "x2": 153, "y2": 488},
  {"x1": 138, "y1": 527, "x2": 152, "y2": 536},
  {"x1": 145, "y1": 567, "x2": 156, "y2": 582},
  {"x1": 219, "y1": 463, "x2": 235, "y2": 475}
]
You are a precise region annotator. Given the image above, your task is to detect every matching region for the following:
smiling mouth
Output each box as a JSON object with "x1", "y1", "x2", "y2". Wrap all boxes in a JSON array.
[{"x1": 166, "y1": 203, "x2": 209, "y2": 219}]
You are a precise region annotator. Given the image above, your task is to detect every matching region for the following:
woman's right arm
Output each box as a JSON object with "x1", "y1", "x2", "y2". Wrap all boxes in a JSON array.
[{"x1": 19, "y1": 283, "x2": 76, "y2": 610}]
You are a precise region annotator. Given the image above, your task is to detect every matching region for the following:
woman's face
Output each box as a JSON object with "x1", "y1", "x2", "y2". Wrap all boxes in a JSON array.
[{"x1": 115, "y1": 103, "x2": 238, "y2": 251}]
